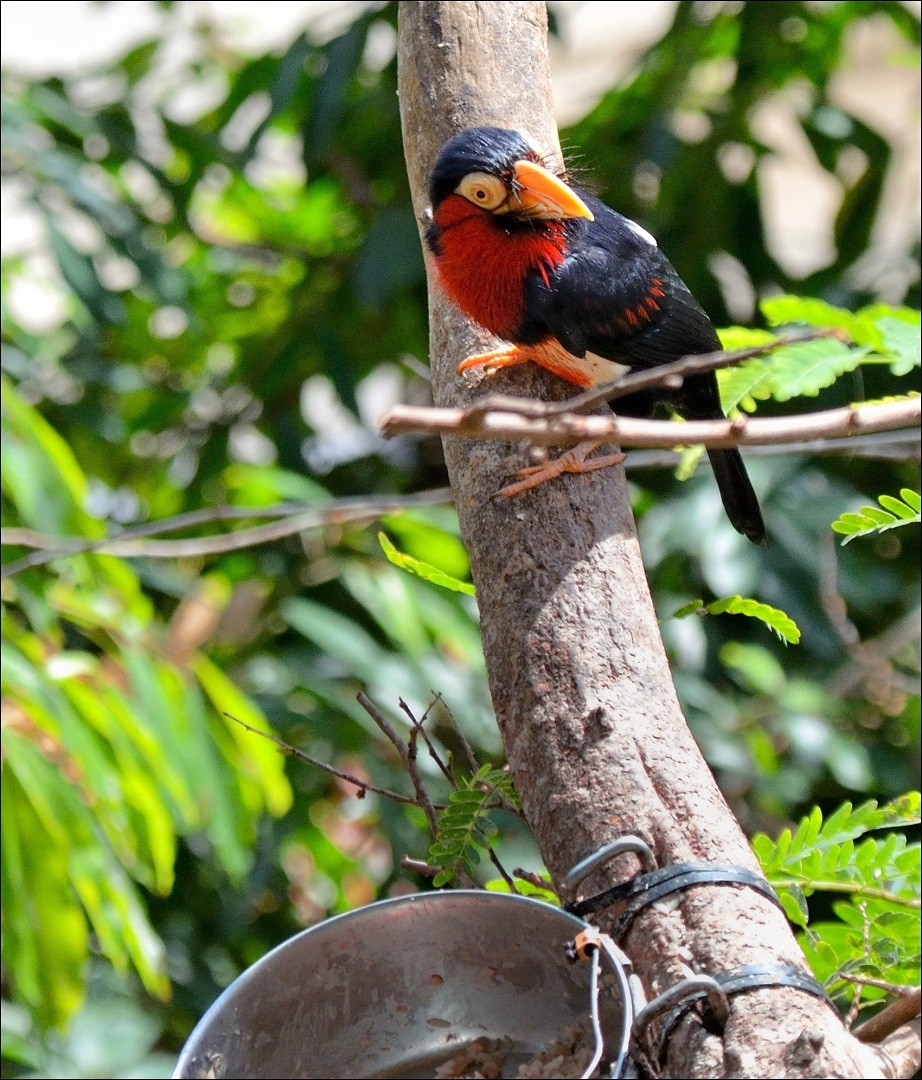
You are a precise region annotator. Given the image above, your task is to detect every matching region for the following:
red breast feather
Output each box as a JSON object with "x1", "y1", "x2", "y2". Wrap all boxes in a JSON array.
[{"x1": 431, "y1": 194, "x2": 567, "y2": 342}]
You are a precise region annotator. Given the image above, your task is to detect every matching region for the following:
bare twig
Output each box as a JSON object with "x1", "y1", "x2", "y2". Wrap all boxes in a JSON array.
[
  {"x1": 487, "y1": 847, "x2": 519, "y2": 893},
  {"x1": 400, "y1": 855, "x2": 442, "y2": 877},
  {"x1": 845, "y1": 905, "x2": 874, "y2": 1028},
  {"x1": 357, "y1": 691, "x2": 440, "y2": 835},
  {"x1": 843, "y1": 974, "x2": 921, "y2": 997},
  {"x1": 820, "y1": 534, "x2": 918, "y2": 711},
  {"x1": 460, "y1": 328, "x2": 846, "y2": 420},
  {"x1": 853, "y1": 987, "x2": 922, "y2": 1044},
  {"x1": 623, "y1": 429, "x2": 920, "y2": 470},
  {"x1": 0, "y1": 487, "x2": 454, "y2": 579},
  {"x1": 399, "y1": 854, "x2": 478, "y2": 891},
  {"x1": 514, "y1": 868, "x2": 558, "y2": 895},
  {"x1": 223, "y1": 713, "x2": 421, "y2": 805},
  {"x1": 381, "y1": 396, "x2": 920, "y2": 450},
  {"x1": 399, "y1": 697, "x2": 455, "y2": 785},
  {"x1": 431, "y1": 690, "x2": 521, "y2": 818},
  {"x1": 436, "y1": 691, "x2": 480, "y2": 775}
]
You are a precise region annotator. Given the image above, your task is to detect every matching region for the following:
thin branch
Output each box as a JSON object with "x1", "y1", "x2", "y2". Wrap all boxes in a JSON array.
[
  {"x1": 773, "y1": 879, "x2": 921, "y2": 908},
  {"x1": 0, "y1": 488, "x2": 454, "y2": 579},
  {"x1": 487, "y1": 847, "x2": 519, "y2": 893},
  {"x1": 845, "y1": 904, "x2": 874, "y2": 1028},
  {"x1": 623, "y1": 429, "x2": 920, "y2": 470},
  {"x1": 399, "y1": 696, "x2": 455, "y2": 786},
  {"x1": 380, "y1": 397, "x2": 920, "y2": 450},
  {"x1": 223, "y1": 713, "x2": 421, "y2": 806},
  {"x1": 400, "y1": 855, "x2": 442, "y2": 877},
  {"x1": 820, "y1": 534, "x2": 918, "y2": 711},
  {"x1": 842, "y1": 975, "x2": 920, "y2": 998},
  {"x1": 435, "y1": 690, "x2": 480, "y2": 775},
  {"x1": 430, "y1": 692, "x2": 521, "y2": 819},
  {"x1": 461, "y1": 328, "x2": 846, "y2": 419},
  {"x1": 357, "y1": 691, "x2": 440, "y2": 836},
  {"x1": 829, "y1": 603, "x2": 921, "y2": 699},
  {"x1": 853, "y1": 987, "x2": 921, "y2": 1044},
  {"x1": 514, "y1": 868, "x2": 558, "y2": 895}
]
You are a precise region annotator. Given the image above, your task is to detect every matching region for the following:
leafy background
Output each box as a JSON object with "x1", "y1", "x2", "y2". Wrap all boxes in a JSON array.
[{"x1": 1, "y1": 2, "x2": 919, "y2": 1076}]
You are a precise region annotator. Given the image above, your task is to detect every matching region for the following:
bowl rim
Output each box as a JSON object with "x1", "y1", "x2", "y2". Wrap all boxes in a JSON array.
[{"x1": 173, "y1": 890, "x2": 622, "y2": 1079}]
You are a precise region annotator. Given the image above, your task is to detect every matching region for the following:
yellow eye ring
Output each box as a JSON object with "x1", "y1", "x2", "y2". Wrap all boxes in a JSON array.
[{"x1": 456, "y1": 172, "x2": 507, "y2": 211}]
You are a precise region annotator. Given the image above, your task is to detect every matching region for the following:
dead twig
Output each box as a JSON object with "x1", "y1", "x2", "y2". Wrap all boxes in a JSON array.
[
  {"x1": 400, "y1": 855, "x2": 442, "y2": 877},
  {"x1": 435, "y1": 690, "x2": 480, "y2": 776},
  {"x1": 357, "y1": 691, "x2": 440, "y2": 836},
  {"x1": 487, "y1": 847, "x2": 519, "y2": 893},
  {"x1": 399, "y1": 696, "x2": 455, "y2": 786},
  {"x1": 0, "y1": 488, "x2": 454, "y2": 579},
  {"x1": 224, "y1": 713, "x2": 422, "y2": 806},
  {"x1": 514, "y1": 868, "x2": 558, "y2": 895}
]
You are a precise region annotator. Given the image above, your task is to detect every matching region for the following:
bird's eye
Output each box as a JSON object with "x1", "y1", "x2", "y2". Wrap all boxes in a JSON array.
[{"x1": 456, "y1": 172, "x2": 506, "y2": 211}]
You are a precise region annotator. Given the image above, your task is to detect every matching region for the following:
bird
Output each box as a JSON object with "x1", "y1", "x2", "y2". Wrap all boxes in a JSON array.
[{"x1": 425, "y1": 126, "x2": 766, "y2": 545}]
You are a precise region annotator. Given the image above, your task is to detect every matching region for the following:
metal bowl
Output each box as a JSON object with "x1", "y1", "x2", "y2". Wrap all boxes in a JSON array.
[{"x1": 173, "y1": 890, "x2": 630, "y2": 1079}]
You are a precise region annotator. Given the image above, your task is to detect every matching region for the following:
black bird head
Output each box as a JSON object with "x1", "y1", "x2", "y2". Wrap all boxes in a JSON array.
[{"x1": 428, "y1": 127, "x2": 593, "y2": 222}]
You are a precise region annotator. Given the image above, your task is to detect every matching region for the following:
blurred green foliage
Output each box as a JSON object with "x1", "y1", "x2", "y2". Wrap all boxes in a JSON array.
[{"x1": 1, "y1": 1, "x2": 919, "y2": 1074}]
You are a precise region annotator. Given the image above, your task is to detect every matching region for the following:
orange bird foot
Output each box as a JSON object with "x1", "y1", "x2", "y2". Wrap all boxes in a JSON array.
[
  {"x1": 493, "y1": 440, "x2": 626, "y2": 498},
  {"x1": 457, "y1": 344, "x2": 531, "y2": 375}
]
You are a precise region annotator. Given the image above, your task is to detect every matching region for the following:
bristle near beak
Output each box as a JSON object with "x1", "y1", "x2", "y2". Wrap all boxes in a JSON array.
[{"x1": 505, "y1": 160, "x2": 594, "y2": 221}]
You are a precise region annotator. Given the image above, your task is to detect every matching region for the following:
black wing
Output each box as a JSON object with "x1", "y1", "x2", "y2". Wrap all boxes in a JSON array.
[{"x1": 522, "y1": 195, "x2": 721, "y2": 371}]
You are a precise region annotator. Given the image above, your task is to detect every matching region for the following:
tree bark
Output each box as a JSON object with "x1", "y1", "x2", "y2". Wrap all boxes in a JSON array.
[{"x1": 396, "y1": 3, "x2": 920, "y2": 1077}]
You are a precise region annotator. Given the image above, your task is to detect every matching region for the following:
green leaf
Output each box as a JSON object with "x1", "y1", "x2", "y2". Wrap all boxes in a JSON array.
[
  {"x1": 672, "y1": 599, "x2": 705, "y2": 619},
  {"x1": 426, "y1": 767, "x2": 517, "y2": 886},
  {"x1": 708, "y1": 595, "x2": 800, "y2": 644},
  {"x1": 679, "y1": 596, "x2": 800, "y2": 643},
  {"x1": 1, "y1": 377, "x2": 101, "y2": 537},
  {"x1": 717, "y1": 327, "x2": 778, "y2": 351},
  {"x1": 1, "y1": 771, "x2": 88, "y2": 1029},
  {"x1": 760, "y1": 295, "x2": 860, "y2": 336},
  {"x1": 193, "y1": 655, "x2": 293, "y2": 818},
  {"x1": 878, "y1": 792, "x2": 921, "y2": 827},
  {"x1": 764, "y1": 339, "x2": 868, "y2": 402},
  {"x1": 752, "y1": 793, "x2": 921, "y2": 983},
  {"x1": 485, "y1": 876, "x2": 559, "y2": 904},
  {"x1": 717, "y1": 356, "x2": 774, "y2": 413},
  {"x1": 876, "y1": 314, "x2": 921, "y2": 376},
  {"x1": 716, "y1": 298, "x2": 918, "y2": 413},
  {"x1": 674, "y1": 443, "x2": 705, "y2": 481},
  {"x1": 381, "y1": 511, "x2": 470, "y2": 580},
  {"x1": 721, "y1": 642, "x2": 787, "y2": 695},
  {"x1": 378, "y1": 532, "x2": 476, "y2": 595},
  {"x1": 2, "y1": 733, "x2": 169, "y2": 1011},
  {"x1": 716, "y1": 337, "x2": 867, "y2": 412},
  {"x1": 831, "y1": 491, "x2": 920, "y2": 544},
  {"x1": 779, "y1": 885, "x2": 809, "y2": 927}
]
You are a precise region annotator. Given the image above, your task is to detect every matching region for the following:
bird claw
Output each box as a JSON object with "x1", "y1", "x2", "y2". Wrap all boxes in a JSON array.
[
  {"x1": 492, "y1": 441, "x2": 626, "y2": 498},
  {"x1": 457, "y1": 345, "x2": 529, "y2": 375}
]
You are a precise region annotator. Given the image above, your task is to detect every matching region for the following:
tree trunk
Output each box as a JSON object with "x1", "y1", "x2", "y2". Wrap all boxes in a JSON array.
[{"x1": 396, "y1": 3, "x2": 919, "y2": 1076}]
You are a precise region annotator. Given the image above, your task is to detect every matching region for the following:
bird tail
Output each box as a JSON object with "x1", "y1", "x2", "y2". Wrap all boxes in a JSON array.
[{"x1": 706, "y1": 447, "x2": 766, "y2": 545}]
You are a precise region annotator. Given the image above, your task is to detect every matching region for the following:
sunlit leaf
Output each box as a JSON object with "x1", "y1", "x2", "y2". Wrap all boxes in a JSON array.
[
  {"x1": 378, "y1": 532, "x2": 475, "y2": 595},
  {"x1": 676, "y1": 596, "x2": 800, "y2": 643},
  {"x1": 831, "y1": 490, "x2": 920, "y2": 544}
]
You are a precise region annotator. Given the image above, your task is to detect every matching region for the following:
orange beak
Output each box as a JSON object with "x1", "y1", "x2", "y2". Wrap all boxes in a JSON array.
[{"x1": 507, "y1": 160, "x2": 594, "y2": 221}]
